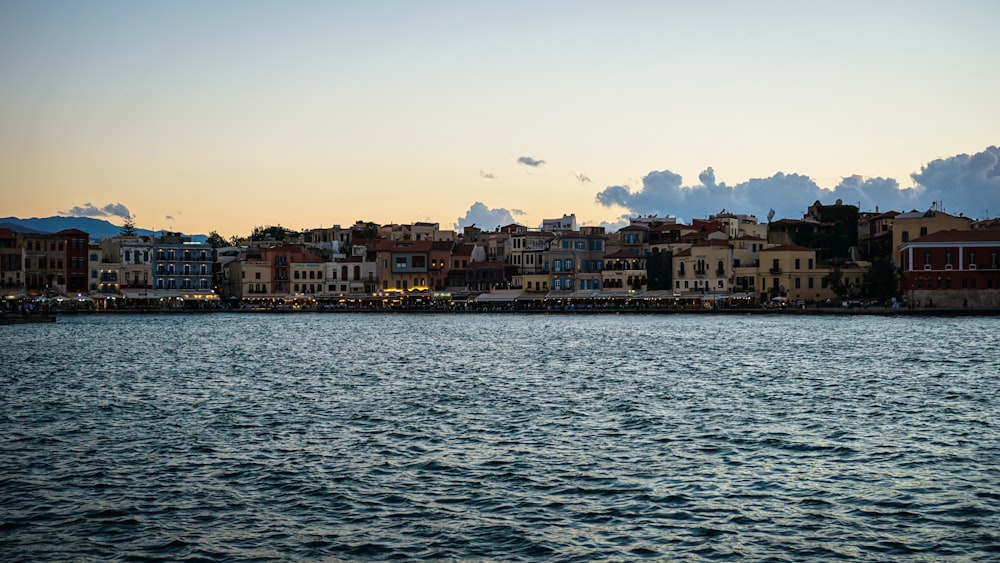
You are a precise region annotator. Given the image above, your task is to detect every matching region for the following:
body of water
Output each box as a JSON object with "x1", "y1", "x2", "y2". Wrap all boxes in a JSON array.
[{"x1": 2, "y1": 313, "x2": 999, "y2": 561}]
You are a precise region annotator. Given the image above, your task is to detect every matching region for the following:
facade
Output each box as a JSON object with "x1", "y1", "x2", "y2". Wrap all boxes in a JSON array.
[
  {"x1": 376, "y1": 239, "x2": 433, "y2": 291},
  {"x1": 117, "y1": 236, "x2": 154, "y2": 293},
  {"x1": 509, "y1": 231, "x2": 554, "y2": 275},
  {"x1": 757, "y1": 244, "x2": 828, "y2": 302},
  {"x1": 892, "y1": 209, "x2": 973, "y2": 269},
  {"x1": 541, "y1": 214, "x2": 577, "y2": 232},
  {"x1": 858, "y1": 210, "x2": 899, "y2": 261},
  {"x1": 899, "y1": 229, "x2": 1000, "y2": 307},
  {"x1": 602, "y1": 250, "x2": 647, "y2": 292},
  {"x1": 151, "y1": 234, "x2": 213, "y2": 295},
  {"x1": 0, "y1": 228, "x2": 21, "y2": 292},
  {"x1": 545, "y1": 229, "x2": 606, "y2": 292},
  {"x1": 673, "y1": 241, "x2": 732, "y2": 296}
]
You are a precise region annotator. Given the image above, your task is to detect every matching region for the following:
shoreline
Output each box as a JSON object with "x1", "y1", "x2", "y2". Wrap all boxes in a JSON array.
[{"x1": 45, "y1": 306, "x2": 1000, "y2": 317}]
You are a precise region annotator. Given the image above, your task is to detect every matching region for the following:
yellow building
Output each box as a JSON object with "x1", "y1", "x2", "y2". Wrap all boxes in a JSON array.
[
  {"x1": 757, "y1": 244, "x2": 834, "y2": 302},
  {"x1": 892, "y1": 209, "x2": 972, "y2": 268}
]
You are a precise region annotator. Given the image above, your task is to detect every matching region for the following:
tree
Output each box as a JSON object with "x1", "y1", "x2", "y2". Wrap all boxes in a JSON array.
[
  {"x1": 823, "y1": 265, "x2": 848, "y2": 299},
  {"x1": 864, "y1": 257, "x2": 898, "y2": 302},
  {"x1": 119, "y1": 215, "x2": 137, "y2": 236},
  {"x1": 206, "y1": 231, "x2": 229, "y2": 248},
  {"x1": 250, "y1": 225, "x2": 294, "y2": 242}
]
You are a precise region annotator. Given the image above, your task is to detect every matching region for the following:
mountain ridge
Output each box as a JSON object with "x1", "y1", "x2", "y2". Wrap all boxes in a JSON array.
[{"x1": 0, "y1": 216, "x2": 207, "y2": 242}]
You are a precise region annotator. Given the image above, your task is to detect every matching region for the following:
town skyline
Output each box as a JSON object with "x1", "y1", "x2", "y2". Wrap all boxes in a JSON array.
[{"x1": 3, "y1": 2, "x2": 998, "y2": 236}]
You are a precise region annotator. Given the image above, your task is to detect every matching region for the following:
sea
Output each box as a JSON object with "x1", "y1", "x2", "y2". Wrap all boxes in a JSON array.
[{"x1": 1, "y1": 312, "x2": 998, "y2": 561}]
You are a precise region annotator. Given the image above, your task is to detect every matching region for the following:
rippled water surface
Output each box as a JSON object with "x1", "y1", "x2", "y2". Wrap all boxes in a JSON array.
[{"x1": 2, "y1": 313, "x2": 999, "y2": 561}]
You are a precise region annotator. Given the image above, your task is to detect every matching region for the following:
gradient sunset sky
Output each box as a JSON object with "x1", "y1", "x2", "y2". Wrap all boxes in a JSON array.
[{"x1": 2, "y1": 0, "x2": 998, "y2": 237}]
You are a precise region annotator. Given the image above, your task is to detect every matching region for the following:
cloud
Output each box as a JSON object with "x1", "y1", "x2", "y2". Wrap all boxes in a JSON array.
[
  {"x1": 62, "y1": 202, "x2": 131, "y2": 218},
  {"x1": 517, "y1": 156, "x2": 545, "y2": 167},
  {"x1": 910, "y1": 146, "x2": 1000, "y2": 216},
  {"x1": 511, "y1": 208, "x2": 527, "y2": 216},
  {"x1": 573, "y1": 172, "x2": 591, "y2": 183},
  {"x1": 594, "y1": 147, "x2": 1000, "y2": 223},
  {"x1": 480, "y1": 170, "x2": 496, "y2": 179},
  {"x1": 454, "y1": 202, "x2": 518, "y2": 230},
  {"x1": 165, "y1": 215, "x2": 175, "y2": 221}
]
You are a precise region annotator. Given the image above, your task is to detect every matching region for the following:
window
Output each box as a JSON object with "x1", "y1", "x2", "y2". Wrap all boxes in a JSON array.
[
  {"x1": 901, "y1": 231, "x2": 909, "y2": 242},
  {"x1": 920, "y1": 227, "x2": 928, "y2": 236},
  {"x1": 924, "y1": 251, "x2": 931, "y2": 266},
  {"x1": 945, "y1": 251, "x2": 952, "y2": 265},
  {"x1": 795, "y1": 258, "x2": 800, "y2": 269},
  {"x1": 795, "y1": 277, "x2": 801, "y2": 289},
  {"x1": 969, "y1": 251, "x2": 976, "y2": 266}
]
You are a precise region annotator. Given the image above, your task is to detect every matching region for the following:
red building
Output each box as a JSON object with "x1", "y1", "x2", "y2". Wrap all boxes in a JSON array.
[{"x1": 899, "y1": 229, "x2": 1000, "y2": 307}]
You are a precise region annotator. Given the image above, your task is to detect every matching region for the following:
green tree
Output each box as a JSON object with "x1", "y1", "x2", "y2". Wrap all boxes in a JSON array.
[
  {"x1": 250, "y1": 225, "x2": 293, "y2": 242},
  {"x1": 206, "y1": 231, "x2": 229, "y2": 248},
  {"x1": 119, "y1": 214, "x2": 137, "y2": 236},
  {"x1": 823, "y1": 265, "x2": 848, "y2": 298},
  {"x1": 864, "y1": 257, "x2": 898, "y2": 302}
]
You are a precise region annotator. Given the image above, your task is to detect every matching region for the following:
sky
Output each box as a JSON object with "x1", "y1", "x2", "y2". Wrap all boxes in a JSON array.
[{"x1": 1, "y1": 0, "x2": 998, "y2": 237}]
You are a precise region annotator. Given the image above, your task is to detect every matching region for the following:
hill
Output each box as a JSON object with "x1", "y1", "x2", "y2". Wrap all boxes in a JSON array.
[{"x1": 0, "y1": 216, "x2": 206, "y2": 242}]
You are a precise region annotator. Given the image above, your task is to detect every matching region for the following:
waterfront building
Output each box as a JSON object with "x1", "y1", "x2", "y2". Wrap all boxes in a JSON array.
[
  {"x1": 16, "y1": 229, "x2": 89, "y2": 296},
  {"x1": 544, "y1": 228, "x2": 607, "y2": 292},
  {"x1": 899, "y1": 229, "x2": 1000, "y2": 307},
  {"x1": 602, "y1": 250, "x2": 648, "y2": 292},
  {"x1": 110, "y1": 236, "x2": 154, "y2": 296},
  {"x1": 509, "y1": 230, "x2": 554, "y2": 276},
  {"x1": 891, "y1": 209, "x2": 973, "y2": 270},
  {"x1": 428, "y1": 240, "x2": 454, "y2": 291},
  {"x1": 376, "y1": 239, "x2": 433, "y2": 291},
  {"x1": 0, "y1": 228, "x2": 21, "y2": 292},
  {"x1": 756, "y1": 244, "x2": 847, "y2": 303},
  {"x1": 91, "y1": 242, "x2": 120, "y2": 295},
  {"x1": 151, "y1": 233, "x2": 214, "y2": 297},
  {"x1": 672, "y1": 240, "x2": 732, "y2": 297},
  {"x1": 324, "y1": 245, "x2": 376, "y2": 295}
]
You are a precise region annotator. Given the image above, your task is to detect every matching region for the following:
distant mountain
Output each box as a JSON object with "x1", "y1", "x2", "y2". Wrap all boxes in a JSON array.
[{"x1": 0, "y1": 216, "x2": 206, "y2": 242}]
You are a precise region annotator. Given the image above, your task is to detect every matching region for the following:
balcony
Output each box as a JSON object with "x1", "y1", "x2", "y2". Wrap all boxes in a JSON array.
[{"x1": 769, "y1": 267, "x2": 781, "y2": 274}]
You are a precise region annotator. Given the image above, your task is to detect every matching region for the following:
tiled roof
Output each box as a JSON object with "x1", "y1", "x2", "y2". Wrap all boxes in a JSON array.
[
  {"x1": 375, "y1": 239, "x2": 433, "y2": 252},
  {"x1": 761, "y1": 244, "x2": 814, "y2": 252},
  {"x1": 910, "y1": 229, "x2": 1000, "y2": 243}
]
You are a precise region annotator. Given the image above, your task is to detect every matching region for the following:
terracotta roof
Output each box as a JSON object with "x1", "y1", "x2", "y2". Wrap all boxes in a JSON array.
[
  {"x1": 761, "y1": 244, "x2": 814, "y2": 252},
  {"x1": 452, "y1": 243, "x2": 475, "y2": 256},
  {"x1": 910, "y1": 229, "x2": 1000, "y2": 243},
  {"x1": 674, "y1": 248, "x2": 692, "y2": 257},
  {"x1": 375, "y1": 239, "x2": 433, "y2": 252}
]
